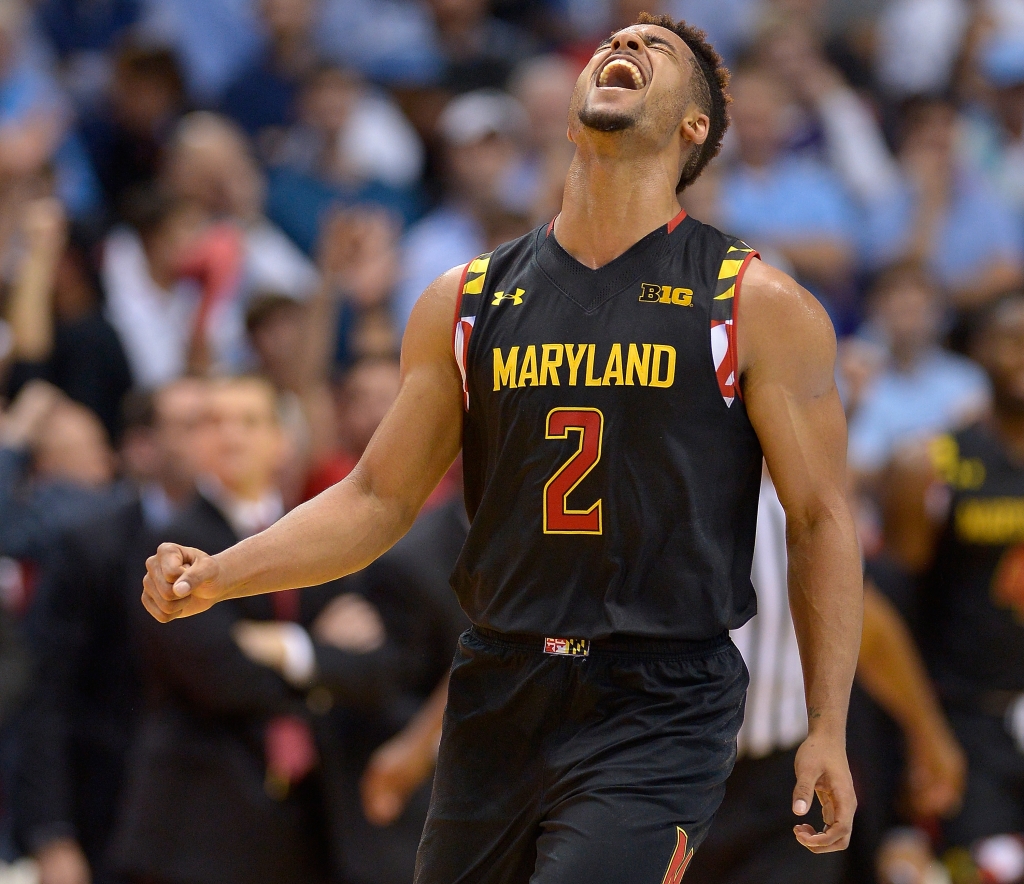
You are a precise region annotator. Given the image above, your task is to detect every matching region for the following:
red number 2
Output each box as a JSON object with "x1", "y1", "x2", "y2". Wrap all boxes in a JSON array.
[{"x1": 543, "y1": 408, "x2": 604, "y2": 534}]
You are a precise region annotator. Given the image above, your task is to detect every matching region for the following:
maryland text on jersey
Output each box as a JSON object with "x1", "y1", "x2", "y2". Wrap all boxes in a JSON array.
[{"x1": 492, "y1": 342, "x2": 677, "y2": 390}]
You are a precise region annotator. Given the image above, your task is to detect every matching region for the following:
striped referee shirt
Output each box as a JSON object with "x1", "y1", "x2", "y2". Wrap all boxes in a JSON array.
[{"x1": 732, "y1": 474, "x2": 808, "y2": 759}]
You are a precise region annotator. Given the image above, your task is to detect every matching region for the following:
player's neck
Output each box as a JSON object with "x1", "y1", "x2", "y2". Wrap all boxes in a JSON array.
[{"x1": 554, "y1": 149, "x2": 683, "y2": 270}]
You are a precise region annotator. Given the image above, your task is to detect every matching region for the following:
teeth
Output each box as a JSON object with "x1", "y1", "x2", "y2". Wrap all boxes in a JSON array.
[{"x1": 598, "y1": 58, "x2": 644, "y2": 89}]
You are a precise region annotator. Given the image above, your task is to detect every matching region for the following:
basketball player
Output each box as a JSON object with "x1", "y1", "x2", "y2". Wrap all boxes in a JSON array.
[
  {"x1": 142, "y1": 14, "x2": 863, "y2": 881},
  {"x1": 883, "y1": 293, "x2": 1024, "y2": 849}
]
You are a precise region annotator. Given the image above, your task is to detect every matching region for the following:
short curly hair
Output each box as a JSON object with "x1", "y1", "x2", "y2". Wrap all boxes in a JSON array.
[{"x1": 633, "y1": 12, "x2": 731, "y2": 192}]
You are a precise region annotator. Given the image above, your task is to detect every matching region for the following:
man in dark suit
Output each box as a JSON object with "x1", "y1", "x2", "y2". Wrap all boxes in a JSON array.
[
  {"x1": 16, "y1": 379, "x2": 210, "y2": 884},
  {"x1": 110, "y1": 376, "x2": 333, "y2": 884}
]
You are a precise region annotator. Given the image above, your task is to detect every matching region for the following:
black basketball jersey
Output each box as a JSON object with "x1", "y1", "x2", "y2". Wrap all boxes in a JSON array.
[
  {"x1": 450, "y1": 210, "x2": 764, "y2": 641},
  {"x1": 924, "y1": 424, "x2": 1024, "y2": 692}
]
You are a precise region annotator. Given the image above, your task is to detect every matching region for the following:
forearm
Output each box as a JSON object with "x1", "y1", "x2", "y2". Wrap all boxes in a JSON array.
[
  {"x1": 8, "y1": 256, "x2": 55, "y2": 361},
  {"x1": 216, "y1": 471, "x2": 419, "y2": 600},
  {"x1": 817, "y1": 88, "x2": 901, "y2": 205},
  {"x1": 400, "y1": 675, "x2": 448, "y2": 755},
  {"x1": 787, "y1": 504, "x2": 864, "y2": 735},
  {"x1": 857, "y1": 585, "x2": 946, "y2": 741}
]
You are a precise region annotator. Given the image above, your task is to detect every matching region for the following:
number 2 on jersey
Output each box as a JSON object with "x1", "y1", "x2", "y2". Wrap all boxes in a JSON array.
[{"x1": 543, "y1": 408, "x2": 604, "y2": 534}]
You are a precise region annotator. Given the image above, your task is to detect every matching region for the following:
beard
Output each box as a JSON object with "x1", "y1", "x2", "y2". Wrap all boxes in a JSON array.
[{"x1": 577, "y1": 102, "x2": 638, "y2": 132}]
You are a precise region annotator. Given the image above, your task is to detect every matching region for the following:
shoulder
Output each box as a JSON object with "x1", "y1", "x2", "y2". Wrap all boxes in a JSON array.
[
  {"x1": 409, "y1": 263, "x2": 465, "y2": 323},
  {"x1": 738, "y1": 259, "x2": 837, "y2": 379}
]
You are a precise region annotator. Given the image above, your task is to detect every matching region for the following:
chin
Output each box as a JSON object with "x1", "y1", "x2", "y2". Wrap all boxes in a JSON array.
[{"x1": 578, "y1": 105, "x2": 636, "y2": 133}]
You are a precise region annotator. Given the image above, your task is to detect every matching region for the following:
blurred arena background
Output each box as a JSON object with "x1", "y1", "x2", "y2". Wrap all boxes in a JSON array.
[{"x1": 0, "y1": 0, "x2": 1022, "y2": 882}]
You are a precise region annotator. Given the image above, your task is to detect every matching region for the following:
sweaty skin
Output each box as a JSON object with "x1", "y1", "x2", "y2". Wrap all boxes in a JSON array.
[{"x1": 143, "y1": 22, "x2": 862, "y2": 855}]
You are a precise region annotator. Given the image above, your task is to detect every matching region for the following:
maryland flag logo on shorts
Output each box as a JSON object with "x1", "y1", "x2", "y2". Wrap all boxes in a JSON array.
[{"x1": 661, "y1": 827, "x2": 694, "y2": 884}]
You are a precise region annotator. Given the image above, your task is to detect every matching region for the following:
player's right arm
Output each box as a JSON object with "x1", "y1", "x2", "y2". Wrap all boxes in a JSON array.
[{"x1": 142, "y1": 266, "x2": 467, "y2": 623}]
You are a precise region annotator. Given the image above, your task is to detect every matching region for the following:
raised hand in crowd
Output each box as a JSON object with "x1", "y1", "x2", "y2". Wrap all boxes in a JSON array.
[{"x1": 0, "y1": 379, "x2": 63, "y2": 449}]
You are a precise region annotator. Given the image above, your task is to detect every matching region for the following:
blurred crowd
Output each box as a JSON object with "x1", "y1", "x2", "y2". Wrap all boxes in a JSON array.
[{"x1": 0, "y1": 0, "x2": 1022, "y2": 882}]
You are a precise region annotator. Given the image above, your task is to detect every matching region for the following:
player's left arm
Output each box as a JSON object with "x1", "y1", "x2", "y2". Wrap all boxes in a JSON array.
[{"x1": 738, "y1": 259, "x2": 863, "y2": 853}]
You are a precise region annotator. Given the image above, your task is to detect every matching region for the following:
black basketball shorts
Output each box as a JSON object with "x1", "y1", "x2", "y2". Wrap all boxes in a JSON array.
[{"x1": 414, "y1": 626, "x2": 749, "y2": 884}]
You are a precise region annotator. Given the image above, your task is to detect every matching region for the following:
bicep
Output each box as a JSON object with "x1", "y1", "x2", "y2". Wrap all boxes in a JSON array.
[
  {"x1": 351, "y1": 266, "x2": 466, "y2": 517},
  {"x1": 739, "y1": 262, "x2": 848, "y2": 519}
]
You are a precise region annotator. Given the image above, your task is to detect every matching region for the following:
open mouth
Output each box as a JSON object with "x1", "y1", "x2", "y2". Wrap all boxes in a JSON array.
[{"x1": 597, "y1": 57, "x2": 646, "y2": 90}]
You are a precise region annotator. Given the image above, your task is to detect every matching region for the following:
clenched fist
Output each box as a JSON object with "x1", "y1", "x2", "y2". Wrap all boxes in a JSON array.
[{"x1": 142, "y1": 543, "x2": 225, "y2": 622}]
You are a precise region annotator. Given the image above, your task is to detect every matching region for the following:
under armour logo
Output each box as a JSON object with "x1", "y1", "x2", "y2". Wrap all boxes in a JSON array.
[{"x1": 492, "y1": 288, "x2": 525, "y2": 306}]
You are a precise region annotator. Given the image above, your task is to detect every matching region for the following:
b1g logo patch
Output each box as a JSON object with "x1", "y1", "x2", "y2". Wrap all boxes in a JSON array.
[
  {"x1": 661, "y1": 827, "x2": 694, "y2": 884},
  {"x1": 639, "y1": 283, "x2": 693, "y2": 306}
]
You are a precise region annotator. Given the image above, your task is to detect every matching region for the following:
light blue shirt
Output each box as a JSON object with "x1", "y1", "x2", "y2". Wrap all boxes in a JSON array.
[
  {"x1": 394, "y1": 205, "x2": 484, "y2": 331},
  {"x1": 847, "y1": 348, "x2": 991, "y2": 471},
  {"x1": 861, "y1": 171, "x2": 1024, "y2": 291},
  {"x1": 720, "y1": 156, "x2": 859, "y2": 248}
]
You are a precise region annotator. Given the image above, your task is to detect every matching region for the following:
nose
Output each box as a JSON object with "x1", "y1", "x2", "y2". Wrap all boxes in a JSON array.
[{"x1": 609, "y1": 31, "x2": 642, "y2": 53}]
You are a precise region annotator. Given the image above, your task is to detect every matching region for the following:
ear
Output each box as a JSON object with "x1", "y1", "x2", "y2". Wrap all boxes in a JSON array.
[{"x1": 680, "y1": 108, "x2": 710, "y2": 150}]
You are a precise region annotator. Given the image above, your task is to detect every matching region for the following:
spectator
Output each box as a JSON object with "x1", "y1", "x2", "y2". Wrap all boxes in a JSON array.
[
  {"x1": 101, "y1": 186, "x2": 207, "y2": 387},
  {"x1": 304, "y1": 355, "x2": 401, "y2": 500},
  {"x1": 508, "y1": 55, "x2": 579, "y2": 223},
  {"x1": 424, "y1": 0, "x2": 536, "y2": 93},
  {"x1": 719, "y1": 66, "x2": 858, "y2": 312},
  {"x1": 666, "y1": 0, "x2": 763, "y2": 65},
  {"x1": 964, "y1": 33, "x2": 1024, "y2": 216},
  {"x1": 135, "y1": 0, "x2": 263, "y2": 104},
  {"x1": 162, "y1": 112, "x2": 320, "y2": 312},
  {"x1": 0, "y1": 381, "x2": 121, "y2": 564},
  {"x1": 862, "y1": 96, "x2": 1024, "y2": 310},
  {"x1": 4, "y1": 197, "x2": 132, "y2": 441},
  {"x1": 0, "y1": 0, "x2": 100, "y2": 219},
  {"x1": 272, "y1": 64, "x2": 424, "y2": 190},
  {"x1": 847, "y1": 262, "x2": 990, "y2": 479},
  {"x1": 247, "y1": 209, "x2": 403, "y2": 501},
  {"x1": 394, "y1": 89, "x2": 531, "y2": 329},
  {"x1": 114, "y1": 375, "x2": 434, "y2": 884},
  {"x1": 319, "y1": 207, "x2": 402, "y2": 368},
  {"x1": 109, "y1": 376, "x2": 335, "y2": 884},
  {"x1": 79, "y1": 41, "x2": 187, "y2": 214},
  {"x1": 220, "y1": 0, "x2": 319, "y2": 138},
  {"x1": 752, "y1": 15, "x2": 903, "y2": 206},
  {"x1": 874, "y1": 0, "x2": 969, "y2": 98},
  {"x1": 15, "y1": 379, "x2": 209, "y2": 884}
]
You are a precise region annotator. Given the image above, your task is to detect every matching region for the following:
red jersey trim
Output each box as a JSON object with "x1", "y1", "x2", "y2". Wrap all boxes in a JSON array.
[
  {"x1": 666, "y1": 208, "x2": 688, "y2": 234},
  {"x1": 730, "y1": 251, "x2": 759, "y2": 403},
  {"x1": 452, "y1": 262, "x2": 471, "y2": 353}
]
